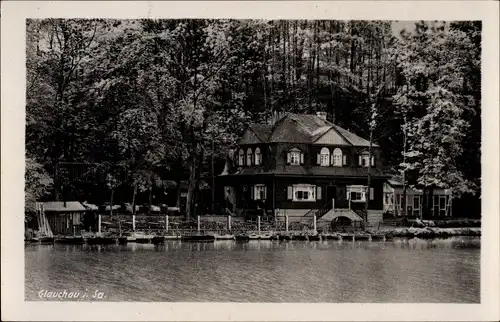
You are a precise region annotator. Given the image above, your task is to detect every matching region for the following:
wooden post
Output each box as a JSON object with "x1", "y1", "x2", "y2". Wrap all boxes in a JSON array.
[
  {"x1": 313, "y1": 215, "x2": 317, "y2": 232},
  {"x1": 165, "y1": 215, "x2": 169, "y2": 233},
  {"x1": 211, "y1": 139, "x2": 215, "y2": 214},
  {"x1": 332, "y1": 199, "x2": 335, "y2": 211},
  {"x1": 227, "y1": 215, "x2": 232, "y2": 232},
  {"x1": 285, "y1": 215, "x2": 289, "y2": 232},
  {"x1": 258, "y1": 216, "x2": 261, "y2": 234},
  {"x1": 98, "y1": 214, "x2": 101, "y2": 234},
  {"x1": 132, "y1": 215, "x2": 136, "y2": 231},
  {"x1": 197, "y1": 215, "x2": 201, "y2": 233}
]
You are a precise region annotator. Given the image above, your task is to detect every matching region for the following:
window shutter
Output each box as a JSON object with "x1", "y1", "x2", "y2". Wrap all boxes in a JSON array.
[
  {"x1": 358, "y1": 155, "x2": 362, "y2": 166},
  {"x1": 263, "y1": 186, "x2": 267, "y2": 200},
  {"x1": 370, "y1": 187, "x2": 374, "y2": 200},
  {"x1": 343, "y1": 155, "x2": 347, "y2": 165},
  {"x1": 287, "y1": 186, "x2": 293, "y2": 200},
  {"x1": 316, "y1": 154, "x2": 320, "y2": 165},
  {"x1": 371, "y1": 156, "x2": 375, "y2": 167},
  {"x1": 251, "y1": 185, "x2": 255, "y2": 200},
  {"x1": 317, "y1": 186, "x2": 322, "y2": 200},
  {"x1": 300, "y1": 153, "x2": 304, "y2": 164},
  {"x1": 286, "y1": 152, "x2": 291, "y2": 164}
]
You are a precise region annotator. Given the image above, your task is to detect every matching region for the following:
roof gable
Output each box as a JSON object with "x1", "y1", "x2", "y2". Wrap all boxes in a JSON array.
[
  {"x1": 313, "y1": 127, "x2": 351, "y2": 146},
  {"x1": 238, "y1": 127, "x2": 263, "y2": 145},
  {"x1": 250, "y1": 124, "x2": 272, "y2": 142},
  {"x1": 332, "y1": 125, "x2": 378, "y2": 147},
  {"x1": 237, "y1": 124, "x2": 272, "y2": 145}
]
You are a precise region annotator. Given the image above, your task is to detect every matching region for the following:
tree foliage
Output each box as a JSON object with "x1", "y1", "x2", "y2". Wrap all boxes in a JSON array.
[{"x1": 25, "y1": 19, "x2": 481, "y2": 215}]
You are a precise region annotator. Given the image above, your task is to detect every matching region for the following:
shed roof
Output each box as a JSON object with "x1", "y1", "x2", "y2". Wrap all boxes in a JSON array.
[{"x1": 42, "y1": 201, "x2": 86, "y2": 212}]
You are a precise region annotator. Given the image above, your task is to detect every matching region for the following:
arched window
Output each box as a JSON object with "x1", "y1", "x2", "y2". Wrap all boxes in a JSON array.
[
  {"x1": 320, "y1": 147, "x2": 330, "y2": 166},
  {"x1": 287, "y1": 148, "x2": 303, "y2": 165},
  {"x1": 333, "y1": 148, "x2": 343, "y2": 167},
  {"x1": 246, "y1": 148, "x2": 253, "y2": 166},
  {"x1": 254, "y1": 147, "x2": 262, "y2": 165},
  {"x1": 238, "y1": 149, "x2": 244, "y2": 166}
]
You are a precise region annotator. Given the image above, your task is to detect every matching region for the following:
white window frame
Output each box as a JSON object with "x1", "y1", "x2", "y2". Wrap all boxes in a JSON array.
[
  {"x1": 253, "y1": 184, "x2": 266, "y2": 200},
  {"x1": 333, "y1": 148, "x2": 343, "y2": 167},
  {"x1": 238, "y1": 149, "x2": 244, "y2": 166},
  {"x1": 254, "y1": 147, "x2": 262, "y2": 165},
  {"x1": 347, "y1": 185, "x2": 367, "y2": 203},
  {"x1": 289, "y1": 150, "x2": 301, "y2": 165},
  {"x1": 358, "y1": 152, "x2": 375, "y2": 168},
  {"x1": 438, "y1": 195, "x2": 448, "y2": 217},
  {"x1": 320, "y1": 147, "x2": 330, "y2": 166},
  {"x1": 246, "y1": 148, "x2": 253, "y2": 166},
  {"x1": 292, "y1": 184, "x2": 316, "y2": 202}
]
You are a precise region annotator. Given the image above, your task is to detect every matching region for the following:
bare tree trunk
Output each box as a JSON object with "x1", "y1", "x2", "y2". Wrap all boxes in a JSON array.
[
  {"x1": 186, "y1": 146, "x2": 197, "y2": 220},
  {"x1": 365, "y1": 132, "x2": 373, "y2": 225},
  {"x1": 131, "y1": 184, "x2": 137, "y2": 216},
  {"x1": 175, "y1": 179, "x2": 181, "y2": 208},
  {"x1": 148, "y1": 179, "x2": 153, "y2": 215},
  {"x1": 402, "y1": 115, "x2": 408, "y2": 220}
]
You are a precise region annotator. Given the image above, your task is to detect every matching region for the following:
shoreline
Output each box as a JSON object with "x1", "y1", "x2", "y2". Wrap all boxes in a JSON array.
[
  {"x1": 374, "y1": 227, "x2": 481, "y2": 238},
  {"x1": 24, "y1": 227, "x2": 481, "y2": 245}
]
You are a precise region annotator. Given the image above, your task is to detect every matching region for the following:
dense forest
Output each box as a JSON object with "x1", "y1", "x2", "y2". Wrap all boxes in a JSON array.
[{"x1": 25, "y1": 19, "x2": 481, "y2": 218}]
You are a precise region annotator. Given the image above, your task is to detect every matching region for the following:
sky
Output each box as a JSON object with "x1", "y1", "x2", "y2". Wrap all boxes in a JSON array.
[{"x1": 391, "y1": 21, "x2": 417, "y2": 35}]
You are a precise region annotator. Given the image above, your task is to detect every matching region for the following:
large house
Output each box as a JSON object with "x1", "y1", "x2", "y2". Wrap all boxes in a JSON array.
[{"x1": 217, "y1": 112, "x2": 389, "y2": 228}]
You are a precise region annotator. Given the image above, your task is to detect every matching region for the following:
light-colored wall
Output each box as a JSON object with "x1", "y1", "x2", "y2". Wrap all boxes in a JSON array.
[
  {"x1": 367, "y1": 210, "x2": 384, "y2": 226},
  {"x1": 275, "y1": 209, "x2": 313, "y2": 222}
]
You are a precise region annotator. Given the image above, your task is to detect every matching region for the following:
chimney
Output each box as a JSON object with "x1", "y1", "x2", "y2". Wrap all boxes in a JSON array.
[{"x1": 316, "y1": 111, "x2": 327, "y2": 120}]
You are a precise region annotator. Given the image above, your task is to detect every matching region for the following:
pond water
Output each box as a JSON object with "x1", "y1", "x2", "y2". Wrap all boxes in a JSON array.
[{"x1": 25, "y1": 237, "x2": 480, "y2": 303}]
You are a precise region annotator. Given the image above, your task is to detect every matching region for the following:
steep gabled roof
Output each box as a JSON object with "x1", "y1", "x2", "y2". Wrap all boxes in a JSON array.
[
  {"x1": 241, "y1": 113, "x2": 377, "y2": 147},
  {"x1": 249, "y1": 124, "x2": 273, "y2": 142},
  {"x1": 237, "y1": 124, "x2": 273, "y2": 145},
  {"x1": 268, "y1": 116, "x2": 311, "y2": 143}
]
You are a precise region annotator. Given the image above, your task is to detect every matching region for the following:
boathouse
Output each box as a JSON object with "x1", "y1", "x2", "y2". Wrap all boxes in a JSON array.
[
  {"x1": 42, "y1": 201, "x2": 86, "y2": 235},
  {"x1": 217, "y1": 112, "x2": 389, "y2": 228},
  {"x1": 383, "y1": 177, "x2": 453, "y2": 219}
]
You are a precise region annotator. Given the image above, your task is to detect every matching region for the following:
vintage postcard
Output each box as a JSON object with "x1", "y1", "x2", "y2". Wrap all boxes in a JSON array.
[{"x1": 1, "y1": 1, "x2": 499, "y2": 321}]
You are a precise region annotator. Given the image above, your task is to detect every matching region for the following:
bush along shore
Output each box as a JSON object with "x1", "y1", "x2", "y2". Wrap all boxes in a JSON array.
[{"x1": 378, "y1": 227, "x2": 481, "y2": 239}]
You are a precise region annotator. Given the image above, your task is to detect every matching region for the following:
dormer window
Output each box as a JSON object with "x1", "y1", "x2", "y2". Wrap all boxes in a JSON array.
[
  {"x1": 238, "y1": 149, "x2": 244, "y2": 166},
  {"x1": 333, "y1": 148, "x2": 343, "y2": 167},
  {"x1": 318, "y1": 147, "x2": 330, "y2": 166},
  {"x1": 246, "y1": 148, "x2": 253, "y2": 166},
  {"x1": 359, "y1": 152, "x2": 375, "y2": 167},
  {"x1": 287, "y1": 148, "x2": 304, "y2": 166},
  {"x1": 254, "y1": 147, "x2": 262, "y2": 165}
]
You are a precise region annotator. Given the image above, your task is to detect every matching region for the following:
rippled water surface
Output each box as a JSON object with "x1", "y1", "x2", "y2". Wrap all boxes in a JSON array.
[{"x1": 25, "y1": 237, "x2": 480, "y2": 302}]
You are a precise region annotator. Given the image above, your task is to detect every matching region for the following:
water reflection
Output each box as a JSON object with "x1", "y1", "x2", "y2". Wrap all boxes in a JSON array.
[{"x1": 25, "y1": 237, "x2": 480, "y2": 303}]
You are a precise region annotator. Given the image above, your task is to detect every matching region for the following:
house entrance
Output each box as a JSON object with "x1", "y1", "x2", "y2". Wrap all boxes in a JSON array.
[{"x1": 326, "y1": 185, "x2": 336, "y2": 209}]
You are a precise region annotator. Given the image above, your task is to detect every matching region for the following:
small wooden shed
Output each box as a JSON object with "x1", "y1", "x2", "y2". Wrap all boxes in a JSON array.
[
  {"x1": 43, "y1": 201, "x2": 86, "y2": 236},
  {"x1": 383, "y1": 178, "x2": 453, "y2": 218}
]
